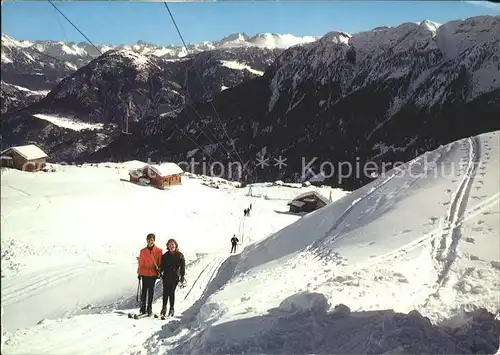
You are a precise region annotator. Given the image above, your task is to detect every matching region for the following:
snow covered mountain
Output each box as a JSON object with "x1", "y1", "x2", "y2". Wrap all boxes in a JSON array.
[
  {"x1": 1, "y1": 46, "x2": 282, "y2": 161},
  {"x1": 0, "y1": 81, "x2": 49, "y2": 114},
  {"x1": 2, "y1": 33, "x2": 320, "y2": 61},
  {"x1": 0, "y1": 31, "x2": 308, "y2": 112},
  {"x1": 2, "y1": 32, "x2": 316, "y2": 62},
  {"x1": 1, "y1": 35, "x2": 78, "y2": 92},
  {"x1": 2, "y1": 129, "x2": 499, "y2": 354},
  {"x1": 2, "y1": 16, "x2": 500, "y2": 190},
  {"x1": 31, "y1": 46, "x2": 280, "y2": 123},
  {"x1": 84, "y1": 16, "x2": 500, "y2": 189},
  {"x1": 0, "y1": 31, "x2": 314, "y2": 89}
]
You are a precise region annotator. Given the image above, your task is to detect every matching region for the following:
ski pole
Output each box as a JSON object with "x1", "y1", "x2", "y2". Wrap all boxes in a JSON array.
[{"x1": 136, "y1": 278, "x2": 141, "y2": 305}]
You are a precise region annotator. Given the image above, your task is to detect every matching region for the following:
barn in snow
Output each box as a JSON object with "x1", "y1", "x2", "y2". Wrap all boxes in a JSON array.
[
  {"x1": 129, "y1": 163, "x2": 184, "y2": 189},
  {"x1": 1, "y1": 144, "x2": 48, "y2": 172},
  {"x1": 287, "y1": 190, "x2": 330, "y2": 214}
]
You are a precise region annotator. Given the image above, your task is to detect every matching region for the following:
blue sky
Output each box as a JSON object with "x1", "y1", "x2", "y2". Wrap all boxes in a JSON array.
[{"x1": 2, "y1": 1, "x2": 499, "y2": 46}]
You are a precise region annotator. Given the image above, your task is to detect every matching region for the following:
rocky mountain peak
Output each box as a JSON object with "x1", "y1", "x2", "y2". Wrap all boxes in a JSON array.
[{"x1": 220, "y1": 32, "x2": 250, "y2": 43}]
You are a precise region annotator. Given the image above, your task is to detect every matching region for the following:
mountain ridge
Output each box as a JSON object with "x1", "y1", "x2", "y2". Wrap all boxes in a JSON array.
[{"x1": 2, "y1": 15, "x2": 499, "y2": 190}]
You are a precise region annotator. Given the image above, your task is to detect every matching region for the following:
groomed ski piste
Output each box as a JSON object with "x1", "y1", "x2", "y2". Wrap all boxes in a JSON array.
[{"x1": 2, "y1": 130, "x2": 500, "y2": 354}]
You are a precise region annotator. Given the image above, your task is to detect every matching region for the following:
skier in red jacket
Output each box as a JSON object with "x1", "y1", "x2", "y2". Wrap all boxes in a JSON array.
[{"x1": 137, "y1": 233, "x2": 163, "y2": 316}]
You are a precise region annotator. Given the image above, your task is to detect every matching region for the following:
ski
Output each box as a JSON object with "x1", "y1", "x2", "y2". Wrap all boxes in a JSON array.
[
  {"x1": 128, "y1": 312, "x2": 178, "y2": 321},
  {"x1": 128, "y1": 312, "x2": 151, "y2": 319},
  {"x1": 152, "y1": 313, "x2": 179, "y2": 320},
  {"x1": 161, "y1": 315, "x2": 180, "y2": 320}
]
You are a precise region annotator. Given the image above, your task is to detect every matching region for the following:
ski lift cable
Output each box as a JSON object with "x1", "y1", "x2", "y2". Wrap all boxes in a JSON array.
[
  {"x1": 125, "y1": 58, "x2": 229, "y2": 157},
  {"x1": 150, "y1": 46, "x2": 244, "y2": 167},
  {"x1": 163, "y1": 1, "x2": 251, "y2": 179},
  {"x1": 46, "y1": 0, "x2": 102, "y2": 55},
  {"x1": 46, "y1": 0, "x2": 249, "y2": 180},
  {"x1": 47, "y1": 0, "x2": 239, "y2": 163},
  {"x1": 178, "y1": 86, "x2": 242, "y2": 162},
  {"x1": 52, "y1": 2, "x2": 69, "y2": 44},
  {"x1": 138, "y1": 83, "x2": 229, "y2": 159},
  {"x1": 164, "y1": 114, "x2": 250, "y2": 202},
  {"x1": 163, "y1": 1, "x2": 248, "y2": 171},
  {"x1": 127, "y1": 83, "x2": 224, "y2": 160},
  {"x1": 179, "y1": 69, "x2": 230, "y2": 151},
  {"x1": 158, "y1": 118, "x2": 246, "y2": 203},
  {"x1": 163, "y1": 114, "x2": 219, "y2": 167},
  {"x1": 156, "y1": 10, "x2": 243, "y2": 170},
  {"x1": 165, "y1": 90, "x2": 227, "y2": 151}
]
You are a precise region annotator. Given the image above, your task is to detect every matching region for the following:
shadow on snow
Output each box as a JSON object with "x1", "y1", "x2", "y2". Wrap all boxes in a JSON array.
[{"x1": 167, "y1": 291, "x2": 500, "y2": 354}]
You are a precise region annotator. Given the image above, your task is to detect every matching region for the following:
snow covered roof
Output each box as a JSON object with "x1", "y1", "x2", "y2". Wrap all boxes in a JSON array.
[
  {"x1": 1, "y1": 144, "x2": 48, "y2": 160},
  {"x1": 291, "y1": 190, "x2": 330, "y2": 205},
  {"x1": 145, "y1": 163, "x2": 184, "y2": 177}
]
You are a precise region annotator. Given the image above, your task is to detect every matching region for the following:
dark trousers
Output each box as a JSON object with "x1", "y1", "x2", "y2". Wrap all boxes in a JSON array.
[
  {"x1": 231, "y1": 243, "x2": 237, "y2": 253},
  {"x1": 162, "y1": 278, "x2": 179, "y2": 311},
  {"x1": 140, "y1": 276, "x2": 157, "y2": 312}
]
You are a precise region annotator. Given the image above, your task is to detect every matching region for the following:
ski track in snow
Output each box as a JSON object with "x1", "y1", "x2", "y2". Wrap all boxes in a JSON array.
[
  {"x1": 311, "y1": 148, "x2": 444, "y2": 262},
  {"x1": 182, "y1": 255, "x2": 227, "y2": 307},
  {"x1": 2, "y1": 266, "x2": 88, "y2": 305},
  {"x1": 2, "y1": 253, "x2": 233, "y2": 355},
  {"x1": 433, "y1": 137, "x2": 480, "y2": 287}
]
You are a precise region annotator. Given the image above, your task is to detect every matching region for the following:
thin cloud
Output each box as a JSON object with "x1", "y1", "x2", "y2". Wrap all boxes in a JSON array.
[{"x1": 463, "y1": 1, "x2": 500, "y2": 13}]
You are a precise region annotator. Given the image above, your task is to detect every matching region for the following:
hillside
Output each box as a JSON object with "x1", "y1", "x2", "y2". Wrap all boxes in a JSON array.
[
  {"x1": 2, "y1": 16, "x2": 498, "y2": 190},
  {"x1": 87, "y1": 15, "x2": 500, "y2": 190},
  {"x1": 2, "y1": 130, "x2": 499, "y2": 354}
]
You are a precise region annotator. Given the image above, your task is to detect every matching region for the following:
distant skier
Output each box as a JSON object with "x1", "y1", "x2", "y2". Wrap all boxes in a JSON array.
[
  {"x1": 249, "y1": 203, "x2": 252, "y2": 211},
  {"x1": 160, "y1": 238, "x2": 185, "y2": 318},
  {"x1": 137, "y1": 233, "x2": 162, "y2": 316},
  {"x1": 243, "y1": 208, "x2": 248, "y2": 217},
  {"x1": 230, "y1": 234, "x2": 239, "y2": 253}
]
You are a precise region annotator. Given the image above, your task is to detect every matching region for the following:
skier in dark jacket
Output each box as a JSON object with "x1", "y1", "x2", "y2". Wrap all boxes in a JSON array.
[
  {"x1": 160, "y1": 238, "x2": 185, "y2": 317},
  {"x1": 230, "y1": 235, "x2": 239, "y2": 253}
]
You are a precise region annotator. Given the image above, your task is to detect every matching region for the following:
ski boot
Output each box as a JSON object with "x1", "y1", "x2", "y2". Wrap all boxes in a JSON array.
[
  {"x1": 168, "y1": 308, "x2": 174, "y2": 317},
  {"x1": 130, "y1": 307, "x2": 147, "y2": 319}
]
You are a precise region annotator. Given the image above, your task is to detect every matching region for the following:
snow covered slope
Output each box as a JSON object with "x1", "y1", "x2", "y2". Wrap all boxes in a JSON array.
[
  {"x1": 0, "y1": 163, "x2": 339, "y2": 333},
  {"x1": 173, "y1": 130, "x2": 499, "y2": 354},
  {"x1": 2, "y1": 130, "x2": 500, "y2": 354},
  {"x1": 32, "y1": 114, "x2": 104, "y2": 131}
]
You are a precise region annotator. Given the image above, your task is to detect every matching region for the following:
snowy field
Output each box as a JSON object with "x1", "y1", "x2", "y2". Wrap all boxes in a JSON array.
[
  {"x1": 2, "y1": 131, "x2": 500, "y2": 354},
  {"x1": 32, "y1": 113, "x2": 105, "y2": 131}
]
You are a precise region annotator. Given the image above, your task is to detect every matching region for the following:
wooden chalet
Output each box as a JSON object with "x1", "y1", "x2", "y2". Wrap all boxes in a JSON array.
[
  {"x1": 287, "y1": 190, "x2": 330, "y2": 214},
  {"x1": 1, "y1": 144, "x2": 48, "y2": 172},
  {"x1": 129, "y1": 162, "x2": 184, "y2": 189}
]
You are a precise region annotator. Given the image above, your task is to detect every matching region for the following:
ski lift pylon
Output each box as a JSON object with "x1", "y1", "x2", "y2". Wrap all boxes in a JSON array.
[{"x1": 122, "y1": 97, "x2": 132, "y2": 135}]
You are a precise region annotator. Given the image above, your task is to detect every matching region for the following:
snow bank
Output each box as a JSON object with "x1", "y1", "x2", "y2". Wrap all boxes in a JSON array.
[
  {"x1": 32, "y1": 113, "x2": 104, "y2": 131},
  {"x1": 2, "y1": 129, "x2": 498, "y2": 354},
  {"x1": 0, "y1": 163, "x2": 301, "y2": 332},
  {"x1": 220, "y1": 60, "x2": 264, "y2": 76},
  {"x1": 171, "y1": 292, "x2": 500, "y2": 354},
  {"x1": 168, "y1": 130, "x2": 499, "y2": 354}
]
